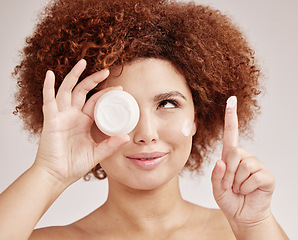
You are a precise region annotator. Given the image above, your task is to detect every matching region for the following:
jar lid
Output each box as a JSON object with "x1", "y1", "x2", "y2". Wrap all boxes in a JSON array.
[{"x1": 94, "y1": 90, "x2": 140, "y2": 136}]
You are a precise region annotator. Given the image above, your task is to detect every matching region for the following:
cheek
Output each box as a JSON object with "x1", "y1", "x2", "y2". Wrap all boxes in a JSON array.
[
  {"x1": 161, "y1": 117, "x2": 194, "y2": 143},
  {"x1": 160, "y1": 118, "x2": 194, "y2": 168}
]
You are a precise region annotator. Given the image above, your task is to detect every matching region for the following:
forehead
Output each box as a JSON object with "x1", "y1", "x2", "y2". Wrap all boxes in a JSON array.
[{"x1": 104, "y1": 58, "x2": 191, "y2": 98}]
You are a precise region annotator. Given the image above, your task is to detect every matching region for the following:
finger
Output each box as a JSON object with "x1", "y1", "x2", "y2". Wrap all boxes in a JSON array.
[
  {"x1": 82, "y1": 86, "x2": 123, "y2": 120},
  {"x1": 232, "y1": 157, "x2": 262, "y2": 194},
  {"x1": 211, "y1": 160, "x2": 227, "y2": 199},
  {"x1": 222, "y1": 146, "x2": 253, "y2": 189},
  {"x1": 239, "y1": 170, "x2": 275, "y2": 195},
  {"x1": 222, "y1": 96, "x2": 239, "y2": 162},
  {"x1": 71, "y1": 69, "x2": 110, "y2": 109},
  {"x1": 56, "y1": 59, "x2": 87, "y2": 109},
  {"x1": 42, "y1": 70, "x2": 58, "y2": 118},
  {"x1": 93, "y1": 135, "x2": 130, "y2": 164}
]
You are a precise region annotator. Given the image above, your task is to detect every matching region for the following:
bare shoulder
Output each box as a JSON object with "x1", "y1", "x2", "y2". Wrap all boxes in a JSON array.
[
  {"x1": 206, "y1": 208, "x2": 236, "y2": 238},
  {"x1": 29, "y1": 224, "x2": 88, "y2": 240},
  {"x1": 189, "y1": 204, "x2": 236, "y2": 240},
  {"x1": 29, "y1": 208, "x2": 107, "y2": 240}
]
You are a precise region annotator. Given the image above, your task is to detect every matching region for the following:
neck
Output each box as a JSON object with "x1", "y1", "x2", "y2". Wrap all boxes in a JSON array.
[{"x1": 101, "y1": 175, "x2": 192, "y2": 233}]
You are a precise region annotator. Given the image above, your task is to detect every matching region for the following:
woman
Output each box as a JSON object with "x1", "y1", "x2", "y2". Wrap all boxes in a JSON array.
[{"x1": 0, "y1": 0, "x2": 288, "y2": 239}]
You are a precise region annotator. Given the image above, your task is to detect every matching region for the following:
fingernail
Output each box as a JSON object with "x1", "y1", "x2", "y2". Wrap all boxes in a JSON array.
[
  {"x1": 233, "y1": 187, "x2": 239, "y2": 194},
  {"x1": 226, "y1": 96, "x2": 237, "y2": 110},
  {"x1": 78, "y1": 59, "x2": 87, "y2": 65},
  {"x1": 114, "y1": 85, "x2": 123, "y2": 90},
  {"x1": 103, "y1": 69, "x2": 110, "y2": 78},
  {"x1": 46, "y1": 70, "x2": 54, "y2": 77}
]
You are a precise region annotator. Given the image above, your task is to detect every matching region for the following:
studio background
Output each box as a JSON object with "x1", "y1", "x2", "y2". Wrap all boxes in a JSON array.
[{"x1": 0, "y1": 0, "x2": 297, "y2": 238}]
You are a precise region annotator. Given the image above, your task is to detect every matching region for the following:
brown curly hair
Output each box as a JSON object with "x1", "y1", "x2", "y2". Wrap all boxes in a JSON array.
[{"x1": 13, "y1": 0, "x2": 262, "y2": 179}]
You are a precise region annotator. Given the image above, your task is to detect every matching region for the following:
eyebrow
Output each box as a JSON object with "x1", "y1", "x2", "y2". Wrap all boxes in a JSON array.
[{"x1": 153, "y1": 91, "x2": 187, "y2": 102}]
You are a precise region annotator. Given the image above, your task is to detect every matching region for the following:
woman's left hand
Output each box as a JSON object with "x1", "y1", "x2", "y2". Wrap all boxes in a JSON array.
[{"x1": 211, "y1": 96, "x2": 275, "y2": 230}]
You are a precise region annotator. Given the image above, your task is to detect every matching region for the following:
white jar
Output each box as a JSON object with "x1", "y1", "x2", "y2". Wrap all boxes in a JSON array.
[{"x1": 94, "y1": 90, "x2": 140, "y2": 136}]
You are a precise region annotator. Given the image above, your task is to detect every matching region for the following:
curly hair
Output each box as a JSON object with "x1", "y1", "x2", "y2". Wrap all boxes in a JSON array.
[{"x1": 13, "y1": 0, "x2": 262, "y2": 179}]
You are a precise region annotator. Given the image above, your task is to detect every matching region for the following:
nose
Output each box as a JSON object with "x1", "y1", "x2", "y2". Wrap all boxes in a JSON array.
[{"x1": 132, "y1": 110, "x2": 158, "y2": 145}]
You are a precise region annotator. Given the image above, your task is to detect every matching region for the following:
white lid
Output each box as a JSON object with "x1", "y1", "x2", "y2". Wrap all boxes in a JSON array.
[{"x1": 94, "y1": 90, "x2": 140, "y2": 136}]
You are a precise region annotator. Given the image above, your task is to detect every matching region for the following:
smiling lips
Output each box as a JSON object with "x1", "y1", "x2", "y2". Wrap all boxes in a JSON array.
[{"x1": 126, "y1": 152, "x2": 168, "y2": 169}]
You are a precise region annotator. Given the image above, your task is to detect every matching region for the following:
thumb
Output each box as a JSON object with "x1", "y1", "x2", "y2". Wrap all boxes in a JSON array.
[
  {"x1": 94, "y1": 135, "x2": 130, "y2": 164},
  {"x1": 211, "y1": 160, "x2": 227, "y2": 199}
]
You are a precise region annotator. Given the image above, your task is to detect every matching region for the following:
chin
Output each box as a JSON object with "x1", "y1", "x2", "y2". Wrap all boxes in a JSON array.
[{"x1": 117, "y1": 170, "x2": 180, "y2": 192}]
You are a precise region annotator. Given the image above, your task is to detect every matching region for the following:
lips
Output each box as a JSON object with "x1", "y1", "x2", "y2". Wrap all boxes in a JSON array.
[
  {"x1": 127, "y1": 152, "x2": 167, "y2": 160},
  {"x1": 126, "y1": 152, "x2": 168, "y2": 169}
]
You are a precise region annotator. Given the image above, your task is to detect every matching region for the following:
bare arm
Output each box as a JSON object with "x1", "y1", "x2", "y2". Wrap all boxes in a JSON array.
[{"x1": 0, "y1": 165, "x2": 67, "y2": 240}]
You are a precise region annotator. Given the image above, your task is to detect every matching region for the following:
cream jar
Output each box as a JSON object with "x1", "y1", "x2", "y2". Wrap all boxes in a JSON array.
[{"x1": 94, "y1": 90, "x2": 140, "y2": 136}]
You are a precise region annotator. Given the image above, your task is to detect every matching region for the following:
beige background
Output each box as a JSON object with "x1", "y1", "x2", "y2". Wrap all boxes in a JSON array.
[{"x1": 0, "y1": 0, "x2": 297, "y2": 238}]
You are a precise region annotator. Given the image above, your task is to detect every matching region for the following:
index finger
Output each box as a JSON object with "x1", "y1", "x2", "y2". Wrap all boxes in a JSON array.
[
  {"x1": 221, "y1": 96, "x2": 239, "y2": 162},
  {"x1": 55, "y1": 59, "x2": 87, "y2": 108}
]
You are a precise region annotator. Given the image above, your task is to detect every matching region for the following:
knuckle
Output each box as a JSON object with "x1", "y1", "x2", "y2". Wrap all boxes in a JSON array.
[
  {"x1": 241, "y1": 159, "x2": 254, "y2": 171},
  {"x1": 266, "y1": 170, "x2": 276, "y2": 185},
  {"x1": 253, "y1": 173, "x2": 263, "y2": 185},
  {"x1": 77, "y1": 88, "x2": 87, "y2": 96},
  {"x1": 230, "y1": 146, "x2": 241, "y2": 156}
]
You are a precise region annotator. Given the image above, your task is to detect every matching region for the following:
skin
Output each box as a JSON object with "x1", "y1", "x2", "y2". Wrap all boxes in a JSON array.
[
  {"x1": 0, "y1": 59, "x2": 288, "y2": 240},
  {"x1": 92, "y1": 59, "x2": 197, "y2": 191}
]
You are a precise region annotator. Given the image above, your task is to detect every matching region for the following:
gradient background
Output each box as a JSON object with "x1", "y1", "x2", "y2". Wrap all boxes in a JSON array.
[{"x1": 0, "y1": 0, "x2": 297, "y2": 238}]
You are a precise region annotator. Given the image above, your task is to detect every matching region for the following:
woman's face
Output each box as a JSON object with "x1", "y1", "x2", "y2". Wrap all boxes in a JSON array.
[{"x1": 91, "y1": 58, "x2": 196, "y2": 190}]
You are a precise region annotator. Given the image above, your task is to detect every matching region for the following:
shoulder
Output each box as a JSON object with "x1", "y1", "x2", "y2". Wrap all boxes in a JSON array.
[
  {"x1": 29, "y1": 224, "x2": 89, "y2": 240},
  {"x1": 189, "y1": 204, "x2": 236, "y2": 240},
  {"x1": 29, "y1": 207, "x2": 108, "y2": 239},
  {"x1": 206, "y1": 208, "x2": 234, "y2": 232}
]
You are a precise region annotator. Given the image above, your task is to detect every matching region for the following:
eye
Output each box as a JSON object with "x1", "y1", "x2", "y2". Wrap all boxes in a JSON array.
[{"x1": 157, "y1": 99, "x2": 180, "y2": 109}]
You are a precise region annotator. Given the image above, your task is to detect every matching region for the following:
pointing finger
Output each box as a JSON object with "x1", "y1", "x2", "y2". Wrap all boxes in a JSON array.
[{"x1": 222, "y1": 96, "x2": 239, "y2": 162}]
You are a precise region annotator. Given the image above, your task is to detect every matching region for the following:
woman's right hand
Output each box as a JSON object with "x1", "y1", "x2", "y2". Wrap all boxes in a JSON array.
[{"x1": 35, "y1": 59, "x2": 129, "y2": 186}]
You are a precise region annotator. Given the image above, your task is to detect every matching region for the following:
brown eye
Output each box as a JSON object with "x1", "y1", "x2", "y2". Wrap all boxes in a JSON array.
[{"x1": 157, "y1": 99, "x2": 180, "y2": 109}]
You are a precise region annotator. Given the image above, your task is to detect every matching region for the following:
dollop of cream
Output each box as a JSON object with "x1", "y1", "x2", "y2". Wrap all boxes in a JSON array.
[{"x1": 181, "y1": 119, "x2": 193, "y2": 137}]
